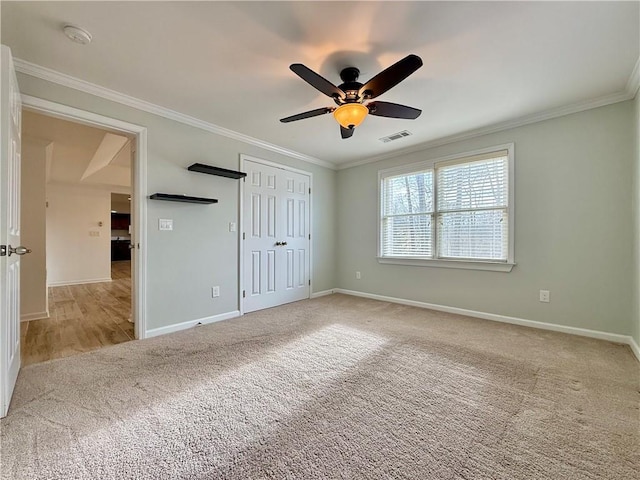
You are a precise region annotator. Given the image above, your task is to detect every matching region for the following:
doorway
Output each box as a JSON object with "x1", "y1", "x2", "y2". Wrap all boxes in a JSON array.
[
  {"x1": 20, "y1": 110, "x2": 137, "y2": 364},
  {"x1": 19, "y1": 95, "x2": 148, "y2": 344}
]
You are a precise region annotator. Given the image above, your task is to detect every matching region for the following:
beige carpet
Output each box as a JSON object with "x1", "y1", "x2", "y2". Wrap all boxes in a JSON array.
[{"x1": 1, "y1": 294, "x2": 638, "y2": 479}]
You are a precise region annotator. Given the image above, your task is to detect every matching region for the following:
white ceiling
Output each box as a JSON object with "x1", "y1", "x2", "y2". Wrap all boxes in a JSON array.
[
  {"x1": 22, "y1": 110, "x2": 131, "y2": 189},
  {"x1": 3, "y1": 1, "x2": 639, "y2": 168}
]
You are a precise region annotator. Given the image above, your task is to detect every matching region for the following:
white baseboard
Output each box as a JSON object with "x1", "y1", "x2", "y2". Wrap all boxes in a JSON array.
[
  {"x1": 630, "y1": 337, "x2": 640, "y2": 362},
  {"x1": 21, "y1": 311, "x2": 49, "y2": 322},
  {"x1": 334, "y1": 289, "x2": 640, "y2": 361},
  {"x1": 310, "y1": 289, "x2": 335, "y2": 299},
  {"x1": 145, "y1": 310, "x2": 241, "y2": 339},
  {"x1": 48, "y1": 277, "x2": 112, "y2": 287}
]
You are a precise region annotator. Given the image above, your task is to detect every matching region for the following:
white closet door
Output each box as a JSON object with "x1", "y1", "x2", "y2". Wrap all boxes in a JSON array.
[{"x1": 243, "y1": 160, "x2": 310, "y2": 313}]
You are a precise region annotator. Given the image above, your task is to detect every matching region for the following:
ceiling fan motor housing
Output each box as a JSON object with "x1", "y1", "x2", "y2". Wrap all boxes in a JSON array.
[{"x1": 336, "y1": 67, "x2": 364, "y2": 105}]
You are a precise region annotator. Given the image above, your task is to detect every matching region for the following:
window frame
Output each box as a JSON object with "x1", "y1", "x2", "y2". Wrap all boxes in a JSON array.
[{"x1": 377, "y1": 143, "x2": 515, "y2": 272}]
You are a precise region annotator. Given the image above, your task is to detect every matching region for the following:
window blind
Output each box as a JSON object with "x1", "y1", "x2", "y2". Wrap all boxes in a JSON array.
[
  {"x1": 382, "y1": 170, "x2": 433, "y2": 257},
  {"x1": 436, "y1": 154, "x2": 509, "y2": 261}
]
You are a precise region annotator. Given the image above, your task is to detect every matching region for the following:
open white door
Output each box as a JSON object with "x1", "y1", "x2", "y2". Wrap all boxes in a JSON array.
[
  {"x1": 242, "y1": 159, "x2": 310, "y2": 313},
  {"x1": 1, "y1": 45, "x2": 25, "y2": 418}
]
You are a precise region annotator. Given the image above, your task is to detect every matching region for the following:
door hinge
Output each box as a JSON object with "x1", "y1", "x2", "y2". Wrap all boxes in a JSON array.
[
  {"x1": 308, "y1": 234, "x2": 311, "y2": 240},
  {"x1": 242, "y1": 290, "x2": 246, "y2": 298},
  {"x1": 0, "y1": 245, "x2": 6, "y2": 257},
  {"x1": 243, "y1": 232, "x2": 246, "y2": 240},
  {"x1": 308, "y1": 280, "x2": 311, "y2": 286},
  {"x1": 309, "y1": 187, "x2": 311, "y2": 194}
]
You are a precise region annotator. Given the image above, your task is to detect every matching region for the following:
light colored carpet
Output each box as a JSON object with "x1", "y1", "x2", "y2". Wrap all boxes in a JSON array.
[{"x1": 1, "y1": 294, "x2": 638, "y2": 479}]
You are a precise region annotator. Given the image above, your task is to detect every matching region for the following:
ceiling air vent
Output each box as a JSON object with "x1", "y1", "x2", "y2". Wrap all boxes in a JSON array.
[{"x1": 379, "y1": 130, "x2": 412, "y2": 143}]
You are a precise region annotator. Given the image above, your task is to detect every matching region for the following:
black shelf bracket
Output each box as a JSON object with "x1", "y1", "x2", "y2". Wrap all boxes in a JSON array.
[
  {"x1": 149, "y1": 193, "x2": 218, "y2": 204},
  {"x1": 188, "y1": 163, "x2": 247, "y2": 179}
]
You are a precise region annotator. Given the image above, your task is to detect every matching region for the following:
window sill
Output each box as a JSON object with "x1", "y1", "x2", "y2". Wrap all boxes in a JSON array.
[{"x1": 377, "y1": 257, "x2": 516, "y2": 272}]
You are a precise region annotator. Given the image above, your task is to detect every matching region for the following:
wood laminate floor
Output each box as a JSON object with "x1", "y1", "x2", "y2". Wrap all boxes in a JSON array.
[{"x1": 21, "y1": 261, "x2": 134, "y2": 366}]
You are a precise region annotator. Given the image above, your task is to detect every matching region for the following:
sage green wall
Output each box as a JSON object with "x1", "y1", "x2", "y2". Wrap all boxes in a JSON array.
[
  {"x1": 633, "y1": 92, "x2": 640, "y2": 346},
  {"x1": 16, "y1": 74, "x2": 337, "y2": 331},
  {"x1": 337, "y1": 101, "x2": 634, "y2": 335}
]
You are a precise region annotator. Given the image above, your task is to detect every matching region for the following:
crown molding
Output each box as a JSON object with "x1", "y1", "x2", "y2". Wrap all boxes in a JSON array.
[
  {"x1": 14, "y1": 58, "x2": 337, "y2": 170},
  {"x1": 15, "y1": 55, "x2": 638, "y2": 174},
  {"x1": 338, "y1": 89, "x2": 634, "y2": 170}
]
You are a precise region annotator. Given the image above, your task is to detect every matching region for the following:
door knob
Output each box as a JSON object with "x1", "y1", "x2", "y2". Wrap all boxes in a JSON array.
[{"x1": 8, "y1": 245, "x2": 32, "y2": 256}]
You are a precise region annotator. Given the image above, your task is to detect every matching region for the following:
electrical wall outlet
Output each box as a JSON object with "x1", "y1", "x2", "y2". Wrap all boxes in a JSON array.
[
  {"x1": 539, "y1": 290, "x2": 550, "y2": 303},
  {"x1": 212, "y1": 286, "x2": 220, "y2": 298},
  {"x1": 355, "y1": 271, "x2": 361, "y2": 280},
  {"x1": 229, "y1": 222, "x2": 236, "y2": 232}
]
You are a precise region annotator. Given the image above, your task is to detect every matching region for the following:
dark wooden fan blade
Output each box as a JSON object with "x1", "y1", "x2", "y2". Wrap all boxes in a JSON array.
[
  {"x1": 280, "y1": 107, "x2": 333, "y2": 123},
  {"x1": 367, "y1": 101, "x2": 422, "y2": 119},
  {"x1": 290, "y1": 64, "x2": 346, "y2": 100},
  {"x1": 359, "y1": 54, "x2": 423, "y2": 99},
  {"x1": 340, "y1": 126, "x2": 355, "y2": 139}
]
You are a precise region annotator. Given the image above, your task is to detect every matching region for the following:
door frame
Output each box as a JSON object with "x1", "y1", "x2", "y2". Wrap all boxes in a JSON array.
[
  {"x1": 22, "y1": 95, "x2": 148, "y2": 339},
  {"x1": 238, "y1": 154, "x2": 313, "y2": 315}
]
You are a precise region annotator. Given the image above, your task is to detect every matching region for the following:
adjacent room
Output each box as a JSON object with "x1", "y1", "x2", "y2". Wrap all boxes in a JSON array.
[
  {"x1": 19, "y1": 110, "x2": 135, "y2": 365},
  {"x1": 1, "y1": 2, "x2": 638, "y2": 479}
]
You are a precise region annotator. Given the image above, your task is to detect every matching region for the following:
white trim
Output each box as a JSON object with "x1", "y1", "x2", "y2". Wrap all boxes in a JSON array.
[
  {"x1": 334, "y1": 289, "x2": 638, "y2": 351},
  {"x1": 48, "y1": 277, "x2": 112, "y2": 287},
  {"x1": 240, "y1": 154, "x2": 314, "y2": 176},
  {"x1": 338, "y1": 91, "x2": 634, "y2": 170},
  {"x1": 14, "y1": 58, "x2": 334, "y2": 170},
  {"x1": 626, "y1": 56, "x2": 640, "y2": 98},
  {"x1": 238, "y1": 155, "x2": 245, "y2": 315},
  {"x1": 310, "y1": 289, "x2": 335, "y2": 298},
  {"x1": 20, "y1": 311, "x2": 49, "y2": 322},
  {"x1": 238, "y1": 155, "x2": 313, "y2": 315},
  {"x1": 377, "y1": 143, "x2": 515, "y2": 269},
  {"x1": 146, "y1": 310, "x2": 240, "y2": 338},
  {"x1": 22, "y1": 94, "x2": 149, "y2": 340},
  {"x1": 629, "y1": 337, "x2": 640, "y2": 363},
  {"x1": 377, "y1": 257, "x2": 515, "y2": 272}
]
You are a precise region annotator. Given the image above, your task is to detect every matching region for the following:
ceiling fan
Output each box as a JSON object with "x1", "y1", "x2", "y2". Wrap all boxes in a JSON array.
[{"x1": 280, "y1": 54, "x2": 423, "y2": 139}]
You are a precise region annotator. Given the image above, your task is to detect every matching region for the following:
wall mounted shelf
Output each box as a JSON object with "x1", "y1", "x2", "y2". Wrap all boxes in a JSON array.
[
  {"x1": 149, "y1": 193, "x2": 218, "y2": 204},
  {"x1": 187, "y1": 163, "x2": 247, "y2": 179}
]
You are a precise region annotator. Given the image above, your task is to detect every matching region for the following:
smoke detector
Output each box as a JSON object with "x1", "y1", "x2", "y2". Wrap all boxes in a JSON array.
[{"x1": 63, "y1": 25, "x2": 92, "y2": 45}]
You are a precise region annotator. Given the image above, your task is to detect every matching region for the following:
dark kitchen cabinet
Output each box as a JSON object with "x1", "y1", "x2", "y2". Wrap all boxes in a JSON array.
[
  {"x1": 111, "y1": 213, "x2": 130, "y2": 230},
  {"x1": 111, "y1": 240, "x2": 131, "y2": 261}
]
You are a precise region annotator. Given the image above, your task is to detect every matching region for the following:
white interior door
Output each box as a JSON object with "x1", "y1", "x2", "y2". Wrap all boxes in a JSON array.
[
  {"x1": 243, "y1": 159, "x2": 310, "y2": 313},
  {"x1": 1, "y1": 45, "x2": 24, "y2": 418}
]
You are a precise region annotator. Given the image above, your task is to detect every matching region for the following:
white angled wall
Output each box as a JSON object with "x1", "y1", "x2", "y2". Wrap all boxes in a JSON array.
[{"x1": 46, "y1": 183, "x2": 111, "y2": 285}]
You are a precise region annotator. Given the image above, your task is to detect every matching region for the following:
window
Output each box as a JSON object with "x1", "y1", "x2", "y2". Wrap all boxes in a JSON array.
[{"x1": 378, "y1": 144, "x2": 514, "y2": 272}]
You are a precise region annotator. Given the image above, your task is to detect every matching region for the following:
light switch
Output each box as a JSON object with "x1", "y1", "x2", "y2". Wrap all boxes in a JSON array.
[
  {"x1": 159, "y1": 218, "x2": 173, "y2": 231},
  {"x1": 89, "y1": 231, "x2": 100, "y2": 237},
  {"x1": 229, "y1": 222, "x2": 236, "y2": 232}
]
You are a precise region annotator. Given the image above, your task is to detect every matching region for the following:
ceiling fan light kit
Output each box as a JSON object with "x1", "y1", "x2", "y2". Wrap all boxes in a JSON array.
[
  {"x1": 333, "y1": 103, "x2": 368, "y2": 129},
  {"x1": 280, "y1": 54, "x2": 423, "y2": 139}
]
